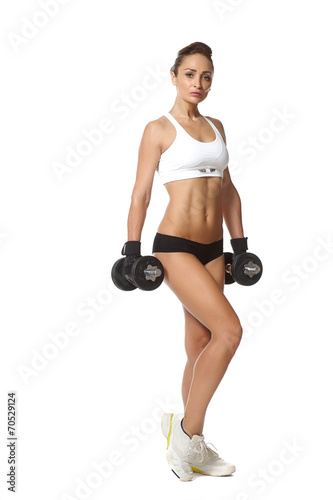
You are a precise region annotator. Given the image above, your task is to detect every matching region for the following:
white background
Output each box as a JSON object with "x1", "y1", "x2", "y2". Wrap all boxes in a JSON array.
[{"x1": 1, "y1": 0, "x2": 332, "y2": 499}]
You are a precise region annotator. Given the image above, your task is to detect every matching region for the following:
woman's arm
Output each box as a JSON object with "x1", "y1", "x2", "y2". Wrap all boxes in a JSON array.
[
  {"x1": 221, "y1": 167, "x2": 244, "y2": 239},
  {"x1": 127, "y1": 120, "x2": 162, "y2": 241}
]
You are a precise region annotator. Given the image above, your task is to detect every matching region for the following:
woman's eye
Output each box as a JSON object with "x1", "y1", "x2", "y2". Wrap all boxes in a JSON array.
[{"x1": 185, "y1": 73, "x2": 211, "y2": 81}]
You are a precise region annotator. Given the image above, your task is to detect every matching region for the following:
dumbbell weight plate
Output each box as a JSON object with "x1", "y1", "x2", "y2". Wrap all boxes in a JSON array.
[
  {"x1": 224, "y1": 252, "x2": 235, "y2": 285},
  {"x1": 232, "y1": 252, "x2": 263, "y2": 286},
  {"x1": 131, "y1": 256, "x2": 164, "y2": 291},
  {"x1": 111, "y1": 258, "x2": 137, "y2": 291}
]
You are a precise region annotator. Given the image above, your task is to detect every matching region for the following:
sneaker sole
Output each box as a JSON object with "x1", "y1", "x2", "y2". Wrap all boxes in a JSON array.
[{"x1": 191, "y1": 464, "x2": 236, "y2": 476}]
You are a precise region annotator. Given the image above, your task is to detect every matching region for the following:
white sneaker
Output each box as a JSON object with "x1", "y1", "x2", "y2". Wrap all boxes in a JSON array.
[
  {"x1": 161, "y1": 413, "x2": 193, "y2": 481},
  {"x1": 162, "y1": 413, "x2": 235, "y2": 477},
  {"x1": 189, "y1": 435, "x2": 236, "y2": 476}
]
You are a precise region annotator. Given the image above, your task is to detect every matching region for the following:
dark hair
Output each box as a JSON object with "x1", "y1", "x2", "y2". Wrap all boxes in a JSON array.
[{"x1": 171, "y1": 42, "x2": 214, "y2": 76}]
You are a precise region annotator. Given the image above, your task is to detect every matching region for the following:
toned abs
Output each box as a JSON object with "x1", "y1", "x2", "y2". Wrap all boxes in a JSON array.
[{"x1": 157, "y1": 176, "x2": 224, "y2": 243}]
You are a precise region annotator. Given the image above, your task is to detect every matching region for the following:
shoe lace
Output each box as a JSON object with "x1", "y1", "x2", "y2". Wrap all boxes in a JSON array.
[{"x1": 193, "y1": 436, "x2": 220, "y2": 463}]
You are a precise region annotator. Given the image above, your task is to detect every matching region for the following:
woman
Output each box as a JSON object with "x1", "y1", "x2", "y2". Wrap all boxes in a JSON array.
[{"x1": 122, "y1": 42, "x2": 248, "y2": 481}]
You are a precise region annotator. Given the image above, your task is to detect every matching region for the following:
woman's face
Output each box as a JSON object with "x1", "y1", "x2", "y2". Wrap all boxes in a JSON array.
[{"x1": 172, "y1": 53, "x2": 213, "y2": 104}]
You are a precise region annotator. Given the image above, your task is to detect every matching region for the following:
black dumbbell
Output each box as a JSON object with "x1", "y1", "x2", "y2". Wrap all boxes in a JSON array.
[
  {"x1": 112, "y1": 255, "x2": 164, "y2": 291},
  {"x1": 224, "y1": 237, "x2": 263, "y2": 286},
  {"x1": 224, "y1": 251, "x2": 263, "y2": 286}
]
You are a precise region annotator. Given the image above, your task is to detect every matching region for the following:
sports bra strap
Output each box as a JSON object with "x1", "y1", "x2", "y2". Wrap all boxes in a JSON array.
[{"x1": 164, "y1": 112, "x2": 184, "y2": 132}]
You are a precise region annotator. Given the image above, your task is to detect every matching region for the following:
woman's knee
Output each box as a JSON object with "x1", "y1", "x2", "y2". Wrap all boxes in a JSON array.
[
  {"x1": 228, "y1": 321, "x2": 243, "y2": 352},
  {"x1": 214, "y1": 318, "x2": 243, "y2": 354}
]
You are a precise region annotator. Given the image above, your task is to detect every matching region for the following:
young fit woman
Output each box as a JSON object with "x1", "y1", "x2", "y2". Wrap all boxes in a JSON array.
[{"x1": 123, "y1": 42, "x2": 246, "y2": 481}]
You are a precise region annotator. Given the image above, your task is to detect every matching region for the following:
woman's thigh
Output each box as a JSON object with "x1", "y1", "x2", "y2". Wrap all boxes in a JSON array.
[
  {"x1": 205, "y1": 253, "x2": 225, "y2": 292},
  {"x1": 153, "y1": 252, "x2": 240, "y2": 335},
  {"x1": 182, "y1": 254, "x2": 226, "y2": 357}
]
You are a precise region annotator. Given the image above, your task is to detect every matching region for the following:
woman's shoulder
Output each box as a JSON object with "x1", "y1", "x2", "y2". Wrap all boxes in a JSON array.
[
  {"x1": 145, "y1": 115, "x2": 171, "y2": 131},
  {"x1": 205, "y1": 116, "x2": 227, "y2": 143},
  {"x1": 142, "y1": 115, "x2": 172, "y2": 141}
]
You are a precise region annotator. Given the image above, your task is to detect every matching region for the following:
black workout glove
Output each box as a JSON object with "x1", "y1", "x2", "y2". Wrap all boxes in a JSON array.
[
  {"x1": 230, "y1": 237, "x2": 248, "y2": 255},
  {"x1": 121, "y1": 241, "x2": 141, "y2": 281}
]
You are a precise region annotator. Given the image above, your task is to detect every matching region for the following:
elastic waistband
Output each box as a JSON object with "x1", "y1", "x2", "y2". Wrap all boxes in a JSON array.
[{"x1": 153, "y1": 232, "x2": 223, "y2": 247}]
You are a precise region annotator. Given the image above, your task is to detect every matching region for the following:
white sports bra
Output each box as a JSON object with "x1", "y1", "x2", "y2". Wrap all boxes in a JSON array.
[{"x1": 156, "y1": 112, "x2": 229, "y2": 185}]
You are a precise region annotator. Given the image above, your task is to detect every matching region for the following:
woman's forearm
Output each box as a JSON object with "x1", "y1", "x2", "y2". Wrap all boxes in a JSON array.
[
  {"x1": 127, "y1": 194, "x2": 149, "y2": 241},
  {"x1": 221, "y1": 183, "x2": 244, "y2": 239}
]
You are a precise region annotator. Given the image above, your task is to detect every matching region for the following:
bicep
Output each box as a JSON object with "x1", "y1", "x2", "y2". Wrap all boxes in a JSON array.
[{"x1": 132, "y1": 121, "x2": 162, "y2": 200}]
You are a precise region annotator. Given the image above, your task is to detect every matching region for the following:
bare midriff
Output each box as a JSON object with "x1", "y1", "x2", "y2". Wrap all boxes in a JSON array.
[{"x1": 157, "y1": 176, "x2": 224, "y2": 244}]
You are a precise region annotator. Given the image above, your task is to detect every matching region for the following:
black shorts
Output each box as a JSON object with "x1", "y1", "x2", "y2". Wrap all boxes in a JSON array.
[{"x1": 152, "y1": 233, "x2": 224, "y2": 265}]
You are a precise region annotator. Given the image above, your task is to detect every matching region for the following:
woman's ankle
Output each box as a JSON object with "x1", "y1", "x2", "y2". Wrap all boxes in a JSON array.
[{"x1": 181, "y1": 416, "x2": 203, "y2": 438}]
